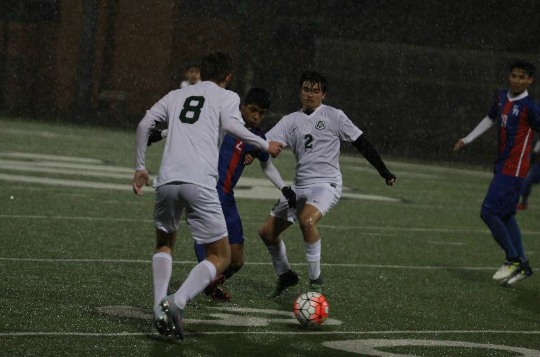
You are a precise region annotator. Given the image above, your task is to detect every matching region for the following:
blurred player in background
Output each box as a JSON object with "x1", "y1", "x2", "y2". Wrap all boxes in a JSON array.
[
  {"x1": 517, "y1": 140, "x2": 540, "y2": 210},
  {"x1": 454, "y1": 60, "x2": 540, "y2": 286},
  {"x1": 259, "y1": 70, "x2": 396, "y2": 298},
  {"x1": 149, "y1": 88, "x2": 293, "y2": 302},
  {"x1": 181, "y1": 61, "x2": 201, "y2": 88},
  {"x1": 133, "y1": 51, "x2": 283, "y2": 340}
]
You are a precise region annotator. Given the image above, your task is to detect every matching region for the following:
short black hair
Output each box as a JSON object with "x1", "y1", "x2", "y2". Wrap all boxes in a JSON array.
[
  {"x1": 185, "y1": 61, "x2": 200, "y2": 72},
  {"x1": 201, "y1": 51, "x2": 234, "y2": 83},
  {"x1": 510, "y1": 60, "x2": 535, "y2": 77},
  {"x1": 299, "y1": 70, "x2": 328, "y2": 93},
  {"x1": 243, "y1": 88, "x2": 271, "y2": 109}
]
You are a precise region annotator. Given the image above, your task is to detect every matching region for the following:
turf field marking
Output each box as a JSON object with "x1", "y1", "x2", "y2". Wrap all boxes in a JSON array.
[
  {"x1": 2, "y1": 330, "x2": 540, "y2": 337},
  {"x1": 428, "y1": 241, "x2": 467, "y2": 246},
  {"x1": 323, "y1": 339, "x2": 540, "y2": 357},
  {"x1": 97, "y1": 306, "x2": 343, "y2": 326},
  {"x1": 2, "y1": 213, "x2": 540, "y2": 235},
  {"x1": 0, "y1": 152, "x2": 105, "y2": 164},
  {"x1": 0, "y1": 172, "x2": 401, "y2": 202},
  {"x1": 0, "y1": 257, "x2": 511, "y2": 271}
]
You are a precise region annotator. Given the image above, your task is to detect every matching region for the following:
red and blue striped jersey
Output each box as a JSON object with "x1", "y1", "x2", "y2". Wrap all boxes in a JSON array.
[
  {"x1": 217, "y1": 127, "x2": 269, "y2": 196},
  {"x1": 488, "y1": 89, "x2": 540, "y2": 178}
]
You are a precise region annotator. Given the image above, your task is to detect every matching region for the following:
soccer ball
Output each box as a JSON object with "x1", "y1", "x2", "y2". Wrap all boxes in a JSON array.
[{"x1": 293, "y1": 292, "x2": 329, "y2": 326}]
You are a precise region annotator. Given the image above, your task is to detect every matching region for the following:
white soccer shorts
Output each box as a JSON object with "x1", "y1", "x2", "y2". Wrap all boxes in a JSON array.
[
  {"x1": 270, "y1": 183, "x2": 342, "y2": 222},
  {"x1": 153, "y1": 182, "x2": 228, "y2": 244}
]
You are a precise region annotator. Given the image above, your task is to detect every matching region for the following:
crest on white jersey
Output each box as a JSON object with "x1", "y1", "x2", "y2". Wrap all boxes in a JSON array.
[{"x1": 315, "y1": 120, "x2": 326, "y2": 130}]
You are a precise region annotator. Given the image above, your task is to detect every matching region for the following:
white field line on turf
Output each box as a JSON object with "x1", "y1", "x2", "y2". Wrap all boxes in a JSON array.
[
  {"x1": 2, "y1": 330, "x2": 540, "y2": 337},
  {"x1": 0, "y1": 161, "x2": 132, "y2": 179},
  {"x1": 0, "y1": 257, "x2": 506, "y2": 271},
  {"x1": 2, "y1": 214, "x2": 540, "y2": 235},
  {"x1": 0, "y1": 152, "x2": 104, "y2": 164}
]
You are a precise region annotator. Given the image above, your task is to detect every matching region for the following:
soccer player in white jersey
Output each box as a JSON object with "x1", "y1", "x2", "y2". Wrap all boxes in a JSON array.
[
  {"x1": 259, "y1": 70, "x2": 396, "y2": 298},
  {"x1": 133, "y1": 51, "x2": 283, "y2": 340}
]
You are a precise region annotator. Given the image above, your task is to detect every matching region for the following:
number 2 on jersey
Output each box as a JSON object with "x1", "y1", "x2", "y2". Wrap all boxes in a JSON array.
[
  {"x1": 179, "y1": 96, "x2": 205, "y2": 124},
  {"x1": 304, "y1": 134, "x2": 313, "y2": 149}
]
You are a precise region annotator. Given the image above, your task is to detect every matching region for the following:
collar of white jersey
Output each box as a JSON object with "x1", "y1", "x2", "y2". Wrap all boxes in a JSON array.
[
  {"x1": 200, "y1": 80, "x2": 219, "y2": 88},
  {"x1": 301, "y1": 104, "x2": 325, "y2": 117},
  {"x1": 507, "y1": 90, "x2": 529, "y2": 102}
]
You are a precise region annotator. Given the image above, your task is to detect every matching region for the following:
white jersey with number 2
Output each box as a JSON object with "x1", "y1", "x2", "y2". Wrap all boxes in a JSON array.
[
  {"x1": 266, "y1": 104, "x2": 362, "y2": 187},
  {"x1": 135, "y1": 81, "x2": 268, "y2": 190}
]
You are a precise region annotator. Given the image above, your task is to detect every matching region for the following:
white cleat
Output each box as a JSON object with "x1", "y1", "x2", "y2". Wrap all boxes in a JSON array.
[
  {"x1": 506, "y1": 263, "x2": 534, "y2": 286},
  {"x1": 492, "y1": 261, "x2": 520, "y2": 282}
]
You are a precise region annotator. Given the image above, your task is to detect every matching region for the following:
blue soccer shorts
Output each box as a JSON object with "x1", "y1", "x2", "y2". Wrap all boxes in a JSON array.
[{"x1": 482, "y1": 173, "x2": 525, "y2": 218}]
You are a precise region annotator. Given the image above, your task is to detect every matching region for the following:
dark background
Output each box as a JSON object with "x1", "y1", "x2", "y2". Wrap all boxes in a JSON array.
[{"x1": 1, "y1": 0, "x2": 540, "y2": 164}]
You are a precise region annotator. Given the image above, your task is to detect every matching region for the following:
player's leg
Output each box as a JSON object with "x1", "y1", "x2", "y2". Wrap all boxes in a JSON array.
[
  {"x1": 519, "y1": 163, "x2": 540, "y2": 210},
  {"x1": 298, "y1": 204, "x2": 323, "y2": 291},
  {"x1": 151, "y1": 184, "x2": 184, "y2": 336},
  {"x1": 505, "y1": 213, "x2": 533, "y2": 285},
  {"x1": 480, "y1": 174, "x2": 521, "y2": 283},
  {"x1": 299, "y1": 184, "x2": 341, "y2": 293},
  {"x1": 259, "y1": 209, "x2": 297, "y2": 298},
  {"x1": 160, "y1": 183, "x2": 230, "y2": 340},
  {"x1": 503, "y1": 180, "x2": 533, "y2": 285},
  {"x1": 203, "y1": 200, "x2": 244, "y2": 301},
  {"x1": 193, "y1": 242, "x2": 206, "y2": 262}
]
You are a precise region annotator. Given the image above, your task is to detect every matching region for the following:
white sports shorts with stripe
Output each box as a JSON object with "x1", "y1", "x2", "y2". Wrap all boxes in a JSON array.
[
  {"x1": 153, "y1": 182, "x2": 228, "y2": 244},
  {"x1": 270, "y1": 183, "x2": 342, "y2": 223}
]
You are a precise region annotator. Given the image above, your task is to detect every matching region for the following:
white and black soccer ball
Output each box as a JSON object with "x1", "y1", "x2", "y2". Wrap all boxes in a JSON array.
[{"x1": 293, "y1": 292, "x2": 329, "y2": 326}]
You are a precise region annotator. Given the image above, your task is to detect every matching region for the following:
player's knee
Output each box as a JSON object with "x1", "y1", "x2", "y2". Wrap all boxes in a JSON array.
[
  {"x1": 299, "y1": 216, "x2": 316, "y2": 233},
  {"x1": 259, "y1": 226, "x2": 273, "y2": 243}
]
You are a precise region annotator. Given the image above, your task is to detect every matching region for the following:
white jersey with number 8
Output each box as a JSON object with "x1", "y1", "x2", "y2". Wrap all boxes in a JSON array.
[{"x1": 135, "y1": 81, "x2": 267, "y2": 190}]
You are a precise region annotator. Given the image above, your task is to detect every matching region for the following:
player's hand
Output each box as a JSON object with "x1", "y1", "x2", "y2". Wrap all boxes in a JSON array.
[
  {"x1": 385, "y1": 173, "x2": 396, "y2": 186},
  {"x1": 267, "y1": 142, "x2": 283, "y2": 158},
  {"x1": 244, "y1": 153, "x2": 254, "y2": 165},
  {"x1": 147, "y1": 129, "x2": 164, "y2": 147},
  {"x1": 453, "y1": 139, "x2": 466, "y2": 151},
  {"x1": 281, "y1": 186, "x2": 297, "y2": 208},
  {"x1": 133, "y1": 170, "x2": 150, "y2": 196}
]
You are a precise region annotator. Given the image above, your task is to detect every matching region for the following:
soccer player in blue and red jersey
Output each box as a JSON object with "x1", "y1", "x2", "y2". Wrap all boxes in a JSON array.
[
  {"x1": 192, "y1": 88, "x2": 292, "y2": 301},
  {"x1": 454, "y1": 60, "x2": 540, "y2": 286}
]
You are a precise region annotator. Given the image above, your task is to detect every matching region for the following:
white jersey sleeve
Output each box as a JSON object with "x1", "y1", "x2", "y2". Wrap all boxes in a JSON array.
[
  {"x1": 134, "y1": 92, "x2": 171, "y2": 171},
  {"x1": 265, "y1": 116, "x2": 290, "y2": 147},
  {"x1": 336, "y1": 110, "x2": 363, "y2": 142}
]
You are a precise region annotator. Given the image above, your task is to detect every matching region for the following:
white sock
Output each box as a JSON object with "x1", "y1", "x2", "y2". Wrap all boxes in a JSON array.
[
  {"x1": 266, "y1": 240, "x2": 291, "y2": 275},
  {"x1": 305, "y1": 240, "x2": 321, "y2": 281},
  {"x1": 152, "y1": 252, "x2": 172, "y2": 307},
  {"x1": 173, "y1": 260, "x2": 216, "y2": 309}
]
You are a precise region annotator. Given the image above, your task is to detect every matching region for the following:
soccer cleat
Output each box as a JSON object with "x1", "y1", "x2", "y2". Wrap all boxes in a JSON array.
[
  {"x1": 266, "y1": 270, "x2": 299, "y2": 298},
  {"x1": 309, "y1": 275, "x2": 324, "y2": 294},
  {"x1": 153, "y1": 306, "x2": 171, "y2": 336},
  {"x1": 506, "y1": 262, "x2": 534, "y2": 286},
  {"x1": 517, "y1": 202, "x2": 528, "y2": 211},
  {"x1": 493, "y1": 261, "x2": 521, "y2": 284},
  {"x1": 205, "y1": 286, "x2": 232, "y2": 302},
  {"x1": 159, "y1": 295, "x2": 184, "y2": 341},
  {"x1": 203, "y1": 273, "x2": 231, "y2": 302}
]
